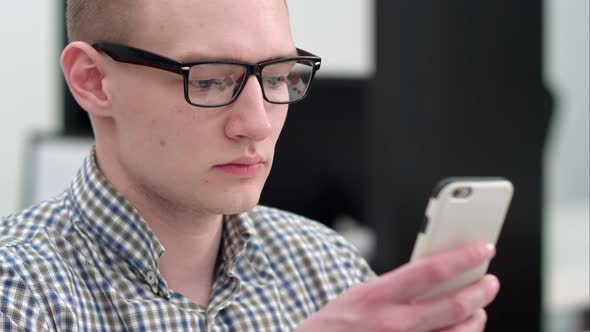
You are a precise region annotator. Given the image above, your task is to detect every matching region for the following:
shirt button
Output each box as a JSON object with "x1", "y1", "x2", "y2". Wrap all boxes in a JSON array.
[{"x1": 146, "y1": 271, "x2": 157, "y2": 285}]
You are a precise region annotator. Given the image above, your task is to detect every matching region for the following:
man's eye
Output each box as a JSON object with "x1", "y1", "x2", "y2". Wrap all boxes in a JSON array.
[
  {"x1": 265, "y1": 76, "x2": 287, "y2": 88},
  {"x1": 190, "y1": 79, "x2": 224, "y2": 89}
]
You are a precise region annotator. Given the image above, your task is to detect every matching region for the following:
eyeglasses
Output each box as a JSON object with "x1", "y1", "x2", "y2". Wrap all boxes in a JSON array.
[{"x1": 91, "y1": 41, "x2": 322, "y2": 108}]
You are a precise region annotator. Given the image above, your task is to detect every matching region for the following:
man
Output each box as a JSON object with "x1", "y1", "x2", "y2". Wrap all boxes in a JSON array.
[{"x1": 0, "y1": 0, "x2": 499, "y2": 331}]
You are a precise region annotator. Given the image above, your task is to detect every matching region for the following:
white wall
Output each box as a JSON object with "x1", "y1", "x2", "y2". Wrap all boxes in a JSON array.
[
  {"x1": 288, "y1": 0, "x2": 375, "y2": 78},
  {"x1": 543, "y1": 0, "x2": 589, "y2": 330},
  {"x1": 545, "y1": 0, "x2": 590, "y2": 203},
  {"x1": 0, "y1": 2, "x2": 62, "y2": 216}
]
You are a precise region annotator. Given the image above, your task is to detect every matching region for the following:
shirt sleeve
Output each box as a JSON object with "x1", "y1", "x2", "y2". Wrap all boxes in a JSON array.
[
  {"x1": 350, "y1": 246, "x2": 377, "y2": 283},
  {"x1": 0, "y1": 249, "x2": 50, "y2": 332},
  {"x1": 293, "y1": 212, "x2": 378, "y2": 286},
  {"x1": 330, "y1": 232, "x2": 377, "y2": 284}
]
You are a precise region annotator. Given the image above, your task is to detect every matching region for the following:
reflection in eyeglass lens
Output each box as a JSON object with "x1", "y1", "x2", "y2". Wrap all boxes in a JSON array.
[
  {"x1": 263, "y1": 60, "x2": 313, "y2": 102},
  {"x1": 287, "y1": 62, "x2": 312, "y2": 100},
  {"x1": 188, "y1": 64, "x2": 245, "y2": 105}
]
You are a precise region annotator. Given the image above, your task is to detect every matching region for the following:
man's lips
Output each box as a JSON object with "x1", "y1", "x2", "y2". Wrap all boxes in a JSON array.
[
  {"x1": 223, "y1": 155, "x2": 264, "y2": 166},
  {"x1": 213, "y1": 156, "x2": 266, "y2": 177}
]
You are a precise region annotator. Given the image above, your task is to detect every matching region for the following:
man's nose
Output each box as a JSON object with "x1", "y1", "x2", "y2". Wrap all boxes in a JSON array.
[{"x1": 224, "y1": 76, "x2": 273, "y2": 142}]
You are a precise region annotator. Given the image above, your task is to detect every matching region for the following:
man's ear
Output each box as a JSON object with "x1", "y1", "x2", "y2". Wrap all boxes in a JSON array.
[{"x1": 61, "y1": 42, "x2": 112, "y2": 117}]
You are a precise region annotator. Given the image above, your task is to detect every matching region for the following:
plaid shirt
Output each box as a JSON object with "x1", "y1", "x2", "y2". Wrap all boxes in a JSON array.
[{"x1": 0, "y1": 151, "x2": 375, "y2": 331}]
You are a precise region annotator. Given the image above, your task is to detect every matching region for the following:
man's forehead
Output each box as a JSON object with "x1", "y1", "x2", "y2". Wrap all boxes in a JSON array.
[
  {"x1": 139, "y1": 0, "x2": 290, "y2": 28},
  {"x1": 174, "y1": 49, "x2": 299, "y2": 63},
  {"x1": 134, "y1": 0, "x2": 294, "y2": 63}
]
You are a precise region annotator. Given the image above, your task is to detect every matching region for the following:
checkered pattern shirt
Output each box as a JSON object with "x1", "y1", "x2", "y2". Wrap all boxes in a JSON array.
[{"x1": 0, "y1": 151, "x2": 375, "y2": 331}]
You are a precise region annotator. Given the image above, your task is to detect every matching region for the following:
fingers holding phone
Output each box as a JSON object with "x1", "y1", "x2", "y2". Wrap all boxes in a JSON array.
[
  {"x1": 376, "y1": 241, "x2": 500, "y2": 330},
  {"x1": 381, "y1": 240, "x2": 496, "y2": 302},
  {"x1": 295, "y1": 242, "x2": 500, "y2": 332}
]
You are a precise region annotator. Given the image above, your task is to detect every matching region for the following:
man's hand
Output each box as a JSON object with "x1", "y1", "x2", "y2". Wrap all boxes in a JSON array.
[{"x1": 295, "y1": 241, "x2": 499, "y2": 332}]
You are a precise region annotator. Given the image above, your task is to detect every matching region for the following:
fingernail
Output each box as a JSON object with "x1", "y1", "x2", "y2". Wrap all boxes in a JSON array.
[
  {"x1": 481, "y1": 243, "x2": 495, "y2": 259},
  {"x1": 490, "y1": 277, "x2": 500, "y2": 293},
  {"x1": 488, "y1": 276, "x2": 500, "y2": 297}
]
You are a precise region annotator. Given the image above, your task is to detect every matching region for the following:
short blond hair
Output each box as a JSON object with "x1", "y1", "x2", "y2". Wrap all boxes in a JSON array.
[
  {"x1": 67, "y1": 0, "x2": 289, "y2": 43},
  {"x1": 66, "y1": 0, "x2": 138, "y2": 43}
]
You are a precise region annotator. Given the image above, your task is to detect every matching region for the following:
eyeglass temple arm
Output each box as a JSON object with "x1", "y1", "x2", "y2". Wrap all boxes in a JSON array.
[{"x1": 91, "y1": 41, "x2": 184, "y2": 74}]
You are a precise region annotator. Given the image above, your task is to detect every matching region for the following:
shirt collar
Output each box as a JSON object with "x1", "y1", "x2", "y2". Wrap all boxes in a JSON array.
[
  {"x1": 68, "y1": 148, "x2": 263, "y2": 294},
  {"x1": 69, "y1": 148, "x2": 165, "y2": 286},
  {"x1": 219, "y1": 211, "x2": 275, "y2": 286},
  {"x1": 221, "y1": 213, "x2": 256, "y2": 268}
]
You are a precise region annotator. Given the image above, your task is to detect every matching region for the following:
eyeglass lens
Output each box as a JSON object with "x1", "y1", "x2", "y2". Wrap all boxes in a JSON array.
[{"x1": 187, "y1": 60, "x2": 315, "y2": 106}]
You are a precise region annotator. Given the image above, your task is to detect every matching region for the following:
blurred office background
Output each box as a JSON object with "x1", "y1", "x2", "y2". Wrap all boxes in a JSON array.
[{"x1": 0, "y1": 1, "x2": 588, "y2": 331}]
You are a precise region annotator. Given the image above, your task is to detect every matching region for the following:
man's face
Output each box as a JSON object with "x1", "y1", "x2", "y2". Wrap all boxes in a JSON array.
[{"x1": 101, "y1": 0, "x2": 295, "y2": 215}]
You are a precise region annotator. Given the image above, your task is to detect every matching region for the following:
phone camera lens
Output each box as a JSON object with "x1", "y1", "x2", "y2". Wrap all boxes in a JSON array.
[{"x1": 452, "y1": 187, "x2": 472, "y2": 198}]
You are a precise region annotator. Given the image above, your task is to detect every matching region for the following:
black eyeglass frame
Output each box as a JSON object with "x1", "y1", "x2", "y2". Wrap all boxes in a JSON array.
[{"x1": 90, "y1": 41, "x2": 322, "y2": 108}]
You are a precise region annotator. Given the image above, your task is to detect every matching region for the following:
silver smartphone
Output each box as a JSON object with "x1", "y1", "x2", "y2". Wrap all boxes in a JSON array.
[{"x1": 410, "y1": 177, "x2": 514, "y2": 301}]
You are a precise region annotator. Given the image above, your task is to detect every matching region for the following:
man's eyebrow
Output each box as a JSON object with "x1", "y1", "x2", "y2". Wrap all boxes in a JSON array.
[
  {"x1": 175, "y1": 49, "x2": 299, "y2": 63},
  {"x1": 266, "y1": 50, "x2": 299, "y2": 61},
  {"x1": 174, "y1": 51, "x2": 213, "y2": 62}
]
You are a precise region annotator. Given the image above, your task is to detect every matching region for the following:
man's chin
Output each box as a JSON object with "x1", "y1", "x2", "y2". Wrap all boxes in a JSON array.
[
  {"x1": 210, "y1": 189, "x2": 262, "y2": 216},
  {"x1": 219, "y1": 199, "x2": 259, "y2": 216},
  {"x1": 194, "y1": 174, "x2": 268, "y2": 215}
]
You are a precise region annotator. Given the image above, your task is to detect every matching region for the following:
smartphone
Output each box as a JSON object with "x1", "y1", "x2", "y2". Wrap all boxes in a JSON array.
[{"x1": 410, "y1": 177, "x2": 514, "y2": 301}]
